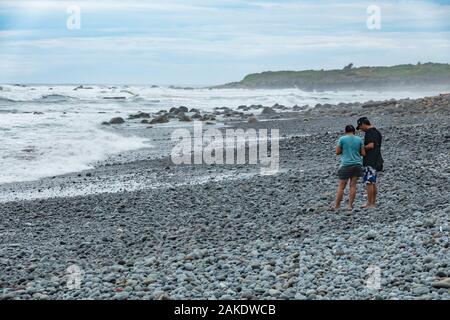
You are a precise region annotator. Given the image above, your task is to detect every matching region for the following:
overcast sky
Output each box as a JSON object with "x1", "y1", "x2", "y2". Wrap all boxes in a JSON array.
[{"x1": 1, "y1": 0, "x2": 450, "y2": 85}]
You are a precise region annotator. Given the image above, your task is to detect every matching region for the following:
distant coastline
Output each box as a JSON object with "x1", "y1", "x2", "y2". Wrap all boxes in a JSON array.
[{"x1": 215, "y1": 62, "x2": 450, "y2": 91}]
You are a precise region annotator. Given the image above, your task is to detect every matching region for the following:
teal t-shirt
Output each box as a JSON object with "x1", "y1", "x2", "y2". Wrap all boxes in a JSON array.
[{"x1": 337, "y1": 135, "x2": 363, "y2": 167}]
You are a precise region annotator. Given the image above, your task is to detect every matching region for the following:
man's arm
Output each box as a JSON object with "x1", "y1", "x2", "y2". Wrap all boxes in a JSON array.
[
  {"x1": 360, "y1": 146, "x2": 366, "y2": 157},
  {"x1": 364, "y1": 130, "x2": 376, "y2": 150},
  {"x1": 365, "y1": 142, "x2": 375, "y2": 150}
]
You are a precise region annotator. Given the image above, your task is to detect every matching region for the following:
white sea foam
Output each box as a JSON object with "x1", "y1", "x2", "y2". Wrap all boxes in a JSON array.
[{"x1": 0, "y1": 121, "x2": 148, "y2": 184}]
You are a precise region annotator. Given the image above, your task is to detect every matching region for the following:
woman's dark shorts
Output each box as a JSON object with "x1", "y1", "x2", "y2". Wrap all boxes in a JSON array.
[{"x1": 337, "y1": 164, "x2": 363, "y2": 180}]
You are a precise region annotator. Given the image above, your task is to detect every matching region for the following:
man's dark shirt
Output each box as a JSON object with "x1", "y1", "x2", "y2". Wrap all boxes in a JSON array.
[{"x1": 363, "y1": 127, "x2": 383, "y2": 170}]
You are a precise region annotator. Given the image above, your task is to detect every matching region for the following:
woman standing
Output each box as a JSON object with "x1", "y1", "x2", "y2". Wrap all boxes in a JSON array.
[{"x1": 333, "y1": 125, "x2": 366, "y2": 211}]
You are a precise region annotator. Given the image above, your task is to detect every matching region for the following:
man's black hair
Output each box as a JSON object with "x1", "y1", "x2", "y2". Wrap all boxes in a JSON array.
[{"x1": 356, "y1": 117, "x2": 371, "y2": 130}]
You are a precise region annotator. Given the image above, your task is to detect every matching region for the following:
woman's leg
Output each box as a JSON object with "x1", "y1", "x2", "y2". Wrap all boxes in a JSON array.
[
  {"x1": 334, "y1": 179, "x2": 348, "y2": 210},
  {"x1": 348, "y1": 176, "x2": 358, "y2": 209}
]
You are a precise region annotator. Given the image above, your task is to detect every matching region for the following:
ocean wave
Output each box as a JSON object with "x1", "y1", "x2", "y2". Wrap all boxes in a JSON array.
[
  {"x1": 38, "y1": 94, "x2": 78, "y2": 102},
  {"x1": 0, "y1": 109, "x2": 19, "y2": 113},
  {"x1": 102, "y1": 96, "x2": 127, "y2": 100},
  {"x1": 0, "y1": 97, "x2": 21, "y2": 103},
  {"x1": 0, "y1": 129, "x2": 149, "y2": 184}
]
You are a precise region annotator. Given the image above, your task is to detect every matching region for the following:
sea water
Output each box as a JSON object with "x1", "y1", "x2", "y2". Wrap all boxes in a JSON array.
[{"x1": 0, "y1": 84, "x2": 441, "y2": 184}]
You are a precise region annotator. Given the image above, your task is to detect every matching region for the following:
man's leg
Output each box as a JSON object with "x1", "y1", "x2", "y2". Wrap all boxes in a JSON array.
[
  {"x1": 370, "y1": 183, "x2": 377, "y2": 207},
  {"x1": 362, "y1": 167, "x2": 377, "y2": 208},
  {"x1": 348, "y1": 176, "x2": 358, "y2": 209},
  {"x1": 367, "y1": 184, "x2": 375, "y2": 206},
  {"x1": 334, "y1": 179, "x2": 348, "y2": 210},
  {"x1": 365, "y1": 184, "x2": 377, "y2": 207},
  {"x1": 368, "y1": 168, "x2": 378, "y2": 207}
]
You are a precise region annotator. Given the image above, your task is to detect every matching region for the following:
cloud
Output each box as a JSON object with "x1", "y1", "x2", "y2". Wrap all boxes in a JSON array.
[
  {"x1": 0, "y1": 0, "x2": 449, "y2": 84},
  {"x1": 0, "y1": 0, "x2": 217, "y2": 13}
]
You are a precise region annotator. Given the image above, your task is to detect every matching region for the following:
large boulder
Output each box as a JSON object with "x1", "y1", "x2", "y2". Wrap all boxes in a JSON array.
[
  {"x1": 109, "y1": 117, "x2": 125, "y2": 124},
  {"x1": 178, "y1": 106, "x2": 189, "y2": 113},
  {"x1": 178, "y1": 113, "x2": 192, "y2": 122},
  {"x1": 214, "y1": 107, "x2": 232, "y2": 116},
  {"x1": 202, "y1": 114, "x2": 216, "y2": 121},
  {"x1": 169, "y1": 107, "x2": 179, "y2": 114},
  {"x1": 74, "y1": 85, "x2": 93, "y2": 90},
  {"x1": 128, "y1": 112, "x2": 150, "y2": 119},
  {"x1": 168, "y1": 106, "x2": 188, "y2": 115},
  {"x1": 272, "y1": 103, "x2": 287, "y2": 110},
  {"x1": 150, "y1": 115, "x2": 169, "y2": 124},
  {"x1": 292, "y1": 105, "x2": 307, "y2": 111},
  {"x1": 261, "y1": 107, "x2": 277, "y2": 115}
]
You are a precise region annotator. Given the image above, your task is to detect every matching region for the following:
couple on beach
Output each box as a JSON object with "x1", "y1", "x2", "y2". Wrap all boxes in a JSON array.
[{"x1": 333, "y1": 117, "x2": 383, "y2": 211}]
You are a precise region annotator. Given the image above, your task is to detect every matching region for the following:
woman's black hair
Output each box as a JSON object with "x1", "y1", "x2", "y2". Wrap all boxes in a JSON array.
[{"x1": 345, "y1": 125, "x2": 356, "y2": 133}]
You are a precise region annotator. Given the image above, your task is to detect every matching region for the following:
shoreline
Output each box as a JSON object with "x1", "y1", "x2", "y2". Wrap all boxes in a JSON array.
[
  {"x1": 1, "y1": 92, "x2": 448, "y2": 200},
  {"x1": 0, "y1": 93, "x2": 449, "y2": 300}
]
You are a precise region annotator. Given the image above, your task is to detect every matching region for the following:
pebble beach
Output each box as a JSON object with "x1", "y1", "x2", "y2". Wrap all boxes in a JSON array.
[{"x1": 0, "y1": 93, "x2": 449, "y2": 300}]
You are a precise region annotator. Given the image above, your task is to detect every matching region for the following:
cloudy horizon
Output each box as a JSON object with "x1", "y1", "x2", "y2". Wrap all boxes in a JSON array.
[{"x1": 1, "y1": 0, "x2": 450, "y2": 85}]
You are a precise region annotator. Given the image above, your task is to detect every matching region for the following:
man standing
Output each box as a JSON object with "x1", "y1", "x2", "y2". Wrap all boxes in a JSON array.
[
  {"x1": 356, "y1": 117, "x2": 383, "y2": 208},
  {"x1": 333, "y1": 125, "x2": 366, "y2": 211}
]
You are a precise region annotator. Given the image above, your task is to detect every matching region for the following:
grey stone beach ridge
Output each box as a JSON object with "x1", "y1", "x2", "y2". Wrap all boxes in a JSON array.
[{"x1": 0, "y1": 92, "x2": 449, "y2": 300}]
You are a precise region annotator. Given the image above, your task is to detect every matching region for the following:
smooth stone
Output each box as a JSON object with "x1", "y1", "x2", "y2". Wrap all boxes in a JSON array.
[
  {"x1": 412, "y1": 286, "x2": 430, "y2": 295},
  {"x1": 432, "y1": 278, "x2": 450, "y2": 289}
]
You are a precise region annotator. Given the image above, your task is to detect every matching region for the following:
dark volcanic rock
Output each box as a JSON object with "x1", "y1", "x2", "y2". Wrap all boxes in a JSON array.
[
  {"x1": 178, "y1": 106, "x2": 189, "y2": 113},
  {"x1": 178, "y1": 113, "x2": 192, "y2": 122},
  {"x1": 109, "y1": 117, "x2": 125, "y2": 124},
  {"x1": 129, "y1": 112, "x2": 150, "y2": 119},
  {"x1": 74, "y1": 85, "x2": 93, "y2": 90},
  {"x1": 202, "y1": 114, "x2": 216, "y2": 121},
  {"x1": 272, "y1": 103, "x2": 287, "y2": 110},
  {"x1": 261, "y1": 107, "x2": 277, "y2": 115},
  {"x1": 150, "y1": 115, "x2": 169, "y2": 124}
]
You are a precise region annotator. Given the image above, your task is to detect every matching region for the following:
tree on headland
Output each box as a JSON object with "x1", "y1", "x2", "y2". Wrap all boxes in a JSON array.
[{"x1": 343, "y1": 63, "x2": 354, "y2": 71}]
